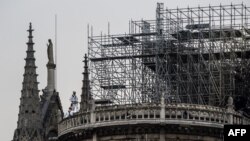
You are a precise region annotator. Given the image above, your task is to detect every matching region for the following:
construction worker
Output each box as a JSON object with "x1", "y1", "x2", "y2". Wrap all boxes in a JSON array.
[
  {"x1": 70, "y1": 91, "x2": 78, "y2": 112},
  {"x1": 64, "y1": 107, "x2": 73, "y2": 118}
]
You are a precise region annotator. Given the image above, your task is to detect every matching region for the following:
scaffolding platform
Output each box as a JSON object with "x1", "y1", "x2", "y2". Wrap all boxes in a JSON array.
[{"x1": 88, "y1": 3, "x2": 250, "y2": 109}]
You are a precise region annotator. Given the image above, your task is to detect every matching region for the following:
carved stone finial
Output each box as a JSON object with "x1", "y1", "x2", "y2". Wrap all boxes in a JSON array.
[
  {"x1": 227, "y1": 96, "x2": 234, "y2": 112},
  {"x1": 47, "y1": 39, "x2": 54, "y2": 64},
  {"x1": 228, "y1": 96, "x2": 233, "y2": 106},
  {"x1": 161, "y1": 96, "x2": 165, "y2": 105}
]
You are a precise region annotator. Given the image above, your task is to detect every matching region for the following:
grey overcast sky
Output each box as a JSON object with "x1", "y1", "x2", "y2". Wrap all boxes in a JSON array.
[{"x1": 0, "y1": 0, "x2": 249, "y2": 140}]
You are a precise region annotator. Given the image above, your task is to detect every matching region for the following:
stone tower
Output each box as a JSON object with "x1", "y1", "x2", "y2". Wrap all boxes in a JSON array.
[
  {"x1": 80, "y1": 54, "x2": 91, "y2": 112},
  {"x1": 13, "y1": 23, "x2": 44, "y2": 141},
  {"x1": 13, "y1": 23, "x2": 63, "y2": 141},
  {"x1": 40, "y1": 39, "x2": 63, "y2": 141}
]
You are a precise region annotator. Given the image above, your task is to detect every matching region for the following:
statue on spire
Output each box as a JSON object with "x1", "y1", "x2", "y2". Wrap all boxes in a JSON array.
[{"x1": 47, "y1": 39, "x2": 54, "y2": 64}]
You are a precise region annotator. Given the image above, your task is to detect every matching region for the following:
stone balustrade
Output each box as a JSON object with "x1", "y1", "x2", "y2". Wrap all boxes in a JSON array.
[{"x1": 58, "y1": 103, "x2": 250, "y2": 136}]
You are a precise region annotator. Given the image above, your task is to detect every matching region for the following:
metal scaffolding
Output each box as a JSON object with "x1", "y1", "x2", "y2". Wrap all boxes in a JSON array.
[{"x1": 88, "y1": 3, "x2": 250, "y2": 108}]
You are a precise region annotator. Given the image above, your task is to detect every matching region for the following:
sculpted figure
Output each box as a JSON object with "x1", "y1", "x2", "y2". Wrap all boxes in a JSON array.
[{"x1": 47, "y1": 39, "x2": 54, "y2": 64}]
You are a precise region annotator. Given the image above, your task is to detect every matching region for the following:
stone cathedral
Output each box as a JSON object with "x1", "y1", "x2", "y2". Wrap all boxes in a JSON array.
[
  {"x1": 13, "y1": 23, "x2": 91, "y2": 141},
  {"x1": 13, "y1": 3, "x2": 250, "y2": 141},
  {"x1": 13, "y1": 23, "x2": 63, "y2": 141}
]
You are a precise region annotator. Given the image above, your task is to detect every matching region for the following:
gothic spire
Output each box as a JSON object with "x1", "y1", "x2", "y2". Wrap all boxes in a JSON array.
[
  {"x1": 13, "y1": 23, "x2": 43, "y2": 141},
  {"x1": 80, "y1": 54, "x2": 91, "y2": 112}
]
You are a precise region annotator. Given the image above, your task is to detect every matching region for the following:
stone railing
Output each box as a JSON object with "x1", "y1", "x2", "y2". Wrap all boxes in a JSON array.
[{"x1": 58, "y1": 103, "x2": 250, "y2": 136}]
